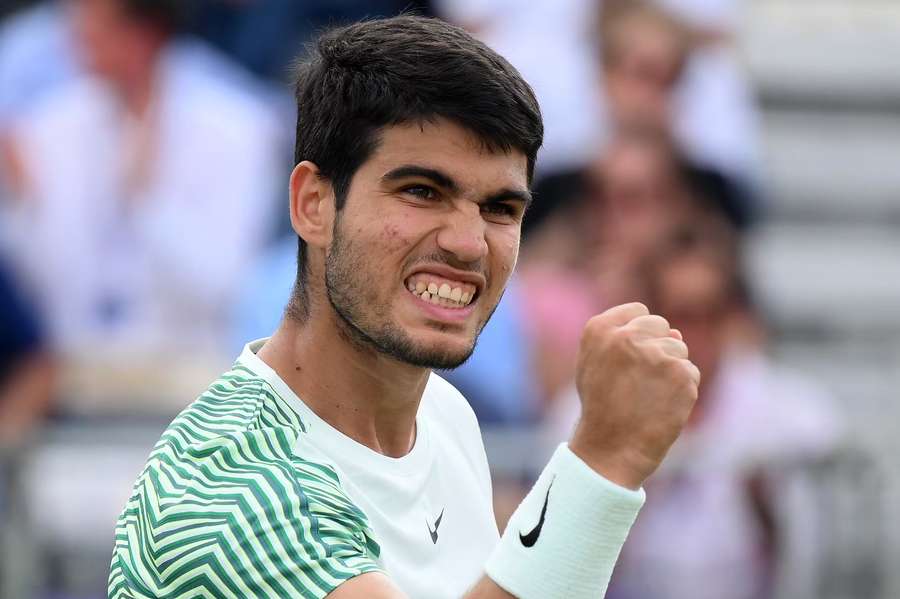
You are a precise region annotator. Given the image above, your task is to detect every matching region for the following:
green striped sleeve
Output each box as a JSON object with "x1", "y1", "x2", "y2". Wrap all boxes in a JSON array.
[{"x1": 109, "y1": 373, "x2": 381, "y2": 598}]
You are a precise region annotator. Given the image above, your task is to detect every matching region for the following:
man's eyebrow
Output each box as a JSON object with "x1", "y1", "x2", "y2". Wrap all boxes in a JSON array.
[
  {"x1": 382, "y1": 164, "x2": 532, "y2": 208},
  {"x1": 484, "y1": 188, "x2": 533, "y2": 209},
  {"x1": 381, "y1": 165, "x2": 459, "y2": 192}
]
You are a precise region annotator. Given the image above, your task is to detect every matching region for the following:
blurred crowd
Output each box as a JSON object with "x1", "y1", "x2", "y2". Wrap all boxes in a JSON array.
[{"x1": 0, "y1": 1, "x2": 842, "y2": 598}]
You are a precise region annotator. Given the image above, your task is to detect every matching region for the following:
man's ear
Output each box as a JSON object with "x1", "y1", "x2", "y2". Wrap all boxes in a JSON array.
[{"x1": 289, "y1": 161, "x2": 334, "y2": 250}]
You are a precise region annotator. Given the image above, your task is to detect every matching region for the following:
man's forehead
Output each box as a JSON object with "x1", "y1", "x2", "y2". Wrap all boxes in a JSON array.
[{"x1": 372, "y1": 120, "x2": 529, "y2": 187}]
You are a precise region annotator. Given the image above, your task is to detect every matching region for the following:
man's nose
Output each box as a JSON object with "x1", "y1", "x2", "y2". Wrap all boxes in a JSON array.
[{"x1": 435, "y1": 204, "x2": 488, "y2": 264}]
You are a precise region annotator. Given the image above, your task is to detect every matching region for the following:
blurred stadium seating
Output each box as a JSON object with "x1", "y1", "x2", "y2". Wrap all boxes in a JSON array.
[{"x1": 742, "y1": 1, "x2": 900, "y2": 597}]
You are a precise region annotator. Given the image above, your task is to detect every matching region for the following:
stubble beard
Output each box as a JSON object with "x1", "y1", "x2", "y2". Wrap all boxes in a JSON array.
[{"x1": 324, "y1": 225, "x2": 485, "y2": 370}]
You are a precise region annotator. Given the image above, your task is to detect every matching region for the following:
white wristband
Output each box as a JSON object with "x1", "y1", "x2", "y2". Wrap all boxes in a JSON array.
[{"x1": 485, "y1": 443, "x2": 646, "y2": 599}]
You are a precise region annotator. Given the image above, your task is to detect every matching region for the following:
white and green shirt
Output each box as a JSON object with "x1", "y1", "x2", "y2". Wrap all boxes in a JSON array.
[{"x1": 109, "y1": 339, "x2": 499, "y2": 598}]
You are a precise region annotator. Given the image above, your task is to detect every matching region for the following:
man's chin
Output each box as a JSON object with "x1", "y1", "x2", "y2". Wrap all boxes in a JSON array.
[
  {"x1": 396, "y1": 340, "x2": 475, "y2": 370},
  {"x1": 405, "y1": 297, "x2": 499, "y2": 369}
]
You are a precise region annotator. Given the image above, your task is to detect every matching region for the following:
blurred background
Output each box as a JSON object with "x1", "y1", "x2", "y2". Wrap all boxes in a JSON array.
[{"x1": 0, "y1": 0, "x2": 897, "y2": 598}]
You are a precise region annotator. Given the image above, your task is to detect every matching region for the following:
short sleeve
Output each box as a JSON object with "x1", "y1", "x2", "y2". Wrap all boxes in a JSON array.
[{"x1": 109, "y1": 428, "x2": 382, "y2": 599}]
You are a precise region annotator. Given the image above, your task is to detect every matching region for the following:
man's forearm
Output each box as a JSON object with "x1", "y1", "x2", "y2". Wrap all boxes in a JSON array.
[{"x1": 465, "y1": 576, "x2": 516, "y2": 598}]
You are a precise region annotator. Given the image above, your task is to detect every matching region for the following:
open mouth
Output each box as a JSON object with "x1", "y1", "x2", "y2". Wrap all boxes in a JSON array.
[{"x1": 405, "y1": 273, "x2": 478, "y2": 310}]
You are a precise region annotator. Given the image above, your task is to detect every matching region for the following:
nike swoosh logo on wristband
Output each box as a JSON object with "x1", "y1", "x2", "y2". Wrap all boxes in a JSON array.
[{"x1": 519, "y1": 477, "x2": 554, "y2": 547}]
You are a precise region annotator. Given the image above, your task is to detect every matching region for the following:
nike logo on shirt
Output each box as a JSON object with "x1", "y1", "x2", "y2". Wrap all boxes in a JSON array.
[
  {"x1": 519, "y1": 478, "x2": 554, "y2": 548},
  {"x1": 427, "y1": 508, "x2": 444, "y2": 544}
]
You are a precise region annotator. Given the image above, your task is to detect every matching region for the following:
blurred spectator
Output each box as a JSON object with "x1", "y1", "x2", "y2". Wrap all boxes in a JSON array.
[
  {"x1": 0, "y1": 259, "x2": 54, "y2": 447},
  {"x1": 578, "y1": 125, "x2": 695, "y2": 313},
  {"x1": 515, "y1": 126, "x2": 693, "y2": 406},
  {"x1": 601, "y1": 1, "x2": 691, "y2": 135},
  {"x1": 547, "y1": 219, "x2": 841, "y2": 599},
  {"x1": 683, "y1": 161, "x2": 754, "y2": 230},
  {"x1": 601, "y1": 0, "x2": 760, "y2": 202},
  {"x1": 0, "y1": 1, "x2": 75, "y2": 129},
  {"x1": 515, "y1": 169, "x2": 602, "y2": 408},
  {"x1": 189, "y1": 0, "x2": 434, "y2": 83},
  {"x1": 435, "y1": 0, "x2": 607, "y2": 176},
  {"x1": 666, "y1": 0, "x2": 761, "y2": 189},
  {"x1": 657, "y1": 0, "x2": 740, "y2": 33},
  {"x1": 577, "y1": 123, "x2": 754, "y2": 326},
  {"x1": 0, "y1": 1, "x2": 77, "y2": 213},
  {"x1": 3, "y1": 0, "x2": 282, "y2": 372},
  {"x1": 586, "y1": 126, "x2": 692, "y2": 257}
]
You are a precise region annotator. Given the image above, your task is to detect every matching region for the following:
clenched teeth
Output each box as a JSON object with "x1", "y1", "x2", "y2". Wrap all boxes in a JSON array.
[{"x1": 406, "y1": 275, "x2": 477, "y2": 308}]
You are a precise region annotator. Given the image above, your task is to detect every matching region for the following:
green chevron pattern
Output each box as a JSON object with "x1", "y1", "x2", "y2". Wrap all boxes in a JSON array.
[{"x1": 109, "y1": 362, "x2": 382, "y2": 598}]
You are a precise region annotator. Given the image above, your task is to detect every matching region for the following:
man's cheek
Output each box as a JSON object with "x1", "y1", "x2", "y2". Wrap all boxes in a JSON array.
[
  {"x1": 495, "y1": 237, "x2": 519, "y2": 284},
  {"x1": 380, "y1": 222, "x2": 414, "y2": 253}
]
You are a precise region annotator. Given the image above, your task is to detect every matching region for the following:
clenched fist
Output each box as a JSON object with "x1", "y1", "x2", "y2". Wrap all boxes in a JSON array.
[{"x1": 569, "y1": 302, "x2": 700, "y2": 490}]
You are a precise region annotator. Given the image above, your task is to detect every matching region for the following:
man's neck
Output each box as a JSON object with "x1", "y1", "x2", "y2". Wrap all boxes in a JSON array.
[{"x1": 257, "y1": 314, "x2": 430, "y2": 458}]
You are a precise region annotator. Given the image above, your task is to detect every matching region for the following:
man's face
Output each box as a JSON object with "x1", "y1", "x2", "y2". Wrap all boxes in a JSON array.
[{"x1": 323, "y1": 119, "x2": 529, "y2": 369}]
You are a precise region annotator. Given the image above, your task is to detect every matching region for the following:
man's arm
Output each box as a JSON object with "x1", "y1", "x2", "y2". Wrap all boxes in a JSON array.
[
  {"x1": 111, "y1": 302, "x2": 692, "y2": 599},
  {"x1": 330, "y1": 303, "x2": 699, "y2": 599},
  {"x1": 328, "y1": 571, "x2": 512, "y2": 598}
]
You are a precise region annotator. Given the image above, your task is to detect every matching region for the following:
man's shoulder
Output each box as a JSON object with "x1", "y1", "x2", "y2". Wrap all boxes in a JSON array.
[
  {"x1": 144, "y1": 360, "x2": 359, "y2": 490},
  {"x1": 161, "y1": 361, "x2": 305, "y2": 446},
  {"x1": 110, "y1": 364, "x2": 382, "y2": 599}
]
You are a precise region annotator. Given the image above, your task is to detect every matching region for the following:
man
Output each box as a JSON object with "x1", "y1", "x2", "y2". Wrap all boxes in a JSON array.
[{"x1": 110, "y1": 16, "x2": 699, "y2": 599}]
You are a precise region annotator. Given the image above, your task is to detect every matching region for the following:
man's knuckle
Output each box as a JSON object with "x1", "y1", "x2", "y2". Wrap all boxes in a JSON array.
[
  {"x1": 677, "y1": 367, "x2": 696, "y2": 389},
  {"x1": 649, "y1": 314, "x2": 670, "y2": 330},
  {"x1": 681, "y1": 371, "x2": 701, "y2": 397},
  {"x1": 584, "y1": 315, "x2": 610, "y2": 337},
  {"x1": 631, "y1": 302, "x2": 650, "y2": 315},
  {"x1": 659, "y1": 338, "x2": 686, "y2": 357},
  {"x1": 653, "y1": 350, "x2": 674, "y2": 366},
  {"x1": 687, "y1": 383, "x2": 699, "y2": 402},
  {"x1": 603, "y1": 324, "x2": 625, "y2": 343},
  {"x1": 618, "y1": 331, "x2": 644, "y2": 358}
]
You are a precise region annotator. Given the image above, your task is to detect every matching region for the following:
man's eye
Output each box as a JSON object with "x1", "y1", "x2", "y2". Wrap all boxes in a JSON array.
[
  {"x1": 402, "y1": 185, "x2": 436, "y2": 200},
  {"x1": 482, "y1": 202, "x2": 517, "y2": 217}
]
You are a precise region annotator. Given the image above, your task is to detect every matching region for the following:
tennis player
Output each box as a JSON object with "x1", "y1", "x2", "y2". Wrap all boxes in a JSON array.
[{"x1": 109, "y1": 15, "x2": 699, "y2": 599}]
